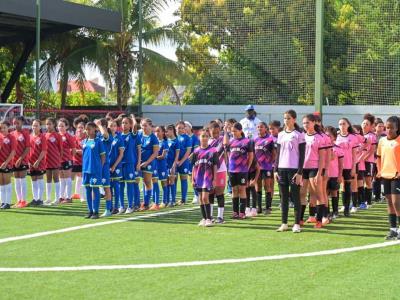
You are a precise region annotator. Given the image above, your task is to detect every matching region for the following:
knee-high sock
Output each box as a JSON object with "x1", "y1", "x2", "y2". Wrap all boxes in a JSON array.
[
  {"x1": 14, "y1": 178, "x2": 21, "y2": 202},
  {"x1": 32, "y1": 180, "x2": 38, "y2": 200},
  {"x1": 21, "y1": 177, "x2": 27, "y2": 201},
  {"x1": 171, "y1": 183, "x2": 177, "y2": 203},
  {"x1": 46, "y1": 182, "x2": 52, "y2": 201},
  {"x1": 133, "y1": 183, "x2": 140, "y2": 207},
  {"x1": 54, "y1": 181, "x2": 61, "y2": 201},
  {"x1": 144, "y1": 188, "x2": 152, "y2": 206},
  {"x1": 217, "y1": 194, "x2": 225, "y2": 218},
  {"x1": 112, "y1": 181, "x2": 120, "y2": 209},
  {"x1": 38, "y1": 179, "x2": 45, "y2": 201},
  {"x1": 127, "y1": 183, "x2": 134, "y2": 208},
  {"x1": 92, "y1": 187, "x2": 100, "y2": 213},
  {"x1": 0, "y1": 186, "x2": 5, "y2": 204},
  {"x1": 119, "y1": 181, "x2": 125, "y2": 208},
  {"x1": 162, "y1": 184, "x2": 168, "y2": 204},
  {"x1": 85, "y1": 186, "x2": 93, "y2": 212},
  {"x1": 75, "y1": 176, "x2": 82, "y2": 195},
  {"x1": 153, "y1": 182, "x2": 160, "y2": 205},
  {"x1": 65, "y1": 177, "x2": 72, "y2": 199},
  {"x1": 181, "y1": 178, "x2": 188, "y2": 203},
  {"x1": 239, "y1": 198, "x2": 246, "y2": 214},
  {"x1": 6, "y1": 183, "x2": 12, "y2": 204},
  {"x1": 60, "y1": 178, "x2": 66, "y2": 199},
  {"x1": 232, "y1": 197, "x2": 239, "y2": 214}
]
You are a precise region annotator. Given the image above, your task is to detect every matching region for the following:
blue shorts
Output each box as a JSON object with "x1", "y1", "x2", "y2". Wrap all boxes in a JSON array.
[
  {"x1": 188, "y1": 161, "x2": 193, "y2": 176},
  {"x1": 110, "y1": 166, "x2": 122, "y2": 181},
  {"x1": 122, "y1": 163, "x2": 139, "y2": 182},
  {"x1": 177, "y1": 160, "x2": 190, "y2": 175},
  {"x1": 157, "y1": 168, "x2": 168, "y2": 181},
  {"x1": 141, "y1": 160, "x2": 157, "y2": 175},
  {"x1": 102, "y1": 164, "x2": 111, "y2": 187},
  {"x1": 83, "y1": 173, "x2": 102, "y2": 188}
]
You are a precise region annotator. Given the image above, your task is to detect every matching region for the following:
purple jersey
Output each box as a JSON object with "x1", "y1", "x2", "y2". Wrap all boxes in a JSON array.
[
  {"x1": 191, "y1": 146, "x2": 218, "y2": 190},
  {"x1": 254, "y1": 135, "x2": 275, "y2": 171},
  {"x1": 277, "y1": 130, "x2": 306, "y2": 169},
  {"x1": 226, "y1": 137, "x2": 253, "y2": 173},
  {"x1": 208, "y1": 136, "x2": 226, "y2": 172}
]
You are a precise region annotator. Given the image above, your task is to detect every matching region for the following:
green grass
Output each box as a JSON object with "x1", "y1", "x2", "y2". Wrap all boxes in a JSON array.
[{"x1": 0, "y1": 178, "x2": 398, "y2": 299}]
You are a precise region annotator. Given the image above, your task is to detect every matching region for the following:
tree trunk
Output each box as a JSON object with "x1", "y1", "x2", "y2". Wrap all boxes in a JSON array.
[
  {"x1": 170, "y1": 84, "x2": 181, "y2": 105},
  {"x1": 15, "y1": 79, "x2": 23, "y2": 103},
  {"x1": 116, "y1": 54, "x2": 123, "y2": 110},
  {"x1": 60, "y1": 69, "x2": 69, "y2": 109}
]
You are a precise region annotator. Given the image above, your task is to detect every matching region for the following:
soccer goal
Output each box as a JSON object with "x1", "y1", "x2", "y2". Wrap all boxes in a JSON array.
[{"x1": 0, "y1": 104, "x2": 23, "y2": 123}]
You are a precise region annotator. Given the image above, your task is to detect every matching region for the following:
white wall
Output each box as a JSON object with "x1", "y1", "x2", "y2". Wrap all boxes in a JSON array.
[{"x1": 143, "y1": 105, "x2": 400, "y2": 127}]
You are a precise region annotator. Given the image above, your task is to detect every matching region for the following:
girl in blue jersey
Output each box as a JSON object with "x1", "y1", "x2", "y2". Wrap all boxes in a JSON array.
[
  {"x1": 153, "y1": 126, "x2": 169, "y2": 210},
  {"x1": 139, "y1": 118, "x2": 159, "y2": 210},
  {"x1": 176, "y1": 121, "x2": 192, "y2": 205},
  {"x1": 108, "y1": 119, "x2": 125, "y2": 214},
  {"x1": 120, "y1": 116, "x2": 141, "y2": 214},
  {"x1": 185, "y1": 121, "x2": 200, "y2": 204},
  {"x1": 82, "y1": 122, "x2": 106, "y2": 219},
  {"x1": 166, "y1": 124, "x2": 180, "y2": 206}
]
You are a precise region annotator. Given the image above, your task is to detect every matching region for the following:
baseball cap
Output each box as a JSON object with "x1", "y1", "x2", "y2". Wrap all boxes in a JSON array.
[{"x1": 245, "y1": 105, "x2": 255, "y2": 111}]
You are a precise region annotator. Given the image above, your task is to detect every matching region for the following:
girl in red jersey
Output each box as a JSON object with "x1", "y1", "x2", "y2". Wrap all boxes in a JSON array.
[
  {"x1": 0, "y1": 121, "x2": 16, "y2": 210},
  {"x1": 12, "y1": 116, "x2": 30, "y2": 208},
  {"x1": 43, "y1": 117, "x2": 62, "y2": 206},
  {"x1": 57, "y1": 118, "x2": 76, "y2": 204},
  {"x1": 72, "y1": 119, "x2": 86, "y2": 202},
  {"x1": 28, "y1": 120, "x2": 47, "y2": 206}
]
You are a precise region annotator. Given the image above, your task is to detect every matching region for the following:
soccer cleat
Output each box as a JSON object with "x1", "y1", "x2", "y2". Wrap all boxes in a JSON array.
[
  {"x1": 177, "y1": 200, "x2": 185, "y2": 206},
  {"x1": 101, "y1": 210, "x2": 112, "y2": 218},
  {"x1": 80, "y1": 198, "x2": 86, "y2": 203},
  {"x1": 51, "y1": 199, "x2": 60, "y2": 206},
  {"x1": 250, "y1": 208, "x2": 258, "y2": 217},
  {"x1": 111, "y1": 208, "x2": 119, "y2": 214},
  {"x1": 36, "y1": 200, "x2": 43, "y2": 206},
  {"x1": 168, "y1": 202, "x2": 175, "y2": 208},
  {"x1": 215, "y1": 217, "x2": 225, "y2": 224},
  {"x1": 232, "y1": 212, "x2": 239, "y2": 219},
  {"x1": 91, "y1": 213, "x2": 99, "y2": 219},
  {"x1": 332, "y1": 213, "x2": 339, "y2": 219},
  {"x1": 61, "y1": 198, "x2": 72, "y2": 204},
  {"x1": 205, "y1": 219, "x2": 214, "y2": 227},
  {"x1": 149, "y1": 204, "x2": 160, "y2": 211},
  {"x1": 43, "y1": 199, "x2": 52, "y2": 206},
  {"x1": 385, "y1": 230, "x2": 398, "y2": 240},
  {"x1": 28, "y1": 200, "x2": 38, "y2": 207},
  {"x1": 84, "y1": 212, "x2": 93, "y2": 219},
  {"x1": 2, "y1": 204, "x2": 10, "y2": 210},
  {"x1": 239, "y1": 212, "x2": 246, "y2": 219},
  {"x1": 292, "y1": 224, "x2": 301, "y2": 233},
  {"x1": 159, "y1": 203, "x2": 166, "y2": 209},
  {"x1": 125, "y1": 207, "x2": 134, "y2": 214},
  {"x1": 0, "y1": 203, "x2": 4, "y2": 209},
  {"x1": 117, "y1": 207, "x2": 126, "y2": 214},
  {"x1": 306, "y1": 216, "x2": 317, "y2": 223},
  {"x1": 350, "y1": 207, "x2": 358, "y2": 213},
  {"x1": 192, "y1": 195, "x2": 199, "y2": 205},
  {"x1": 71, "y1": 194, "x2": 81, "y2": 200},
  {"x1": 339, "y1": 206, "x2": 345, "y2": 213},
  {"x1": 359, "y1": 203, "x2": 367, "y2": 210},
  {"x1": 276, "y1": 224, "x2": 289, "y2": 232},
  {"x1": 314, "y1": 221, "x2": 323, "y2": 229},
  {"x1": 198, "y1": 219, "x2": 206, "y2": 226},
  {"x1": 245, "y1": 207, "x2": 251, "y2": 217},
  {"x1": 322, "y1": 217, "x2": 330, "y2": 226},
  {"x1": 12, "y1": 201, "x2": 21, "y2": 208}
]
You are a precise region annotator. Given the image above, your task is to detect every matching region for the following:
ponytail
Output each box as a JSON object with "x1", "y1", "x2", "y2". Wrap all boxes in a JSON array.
[
  {"x1": 303, "y1": 114, "x2": 321, "y2": 134},
  {"x1": 285, "y1": 109, "x2": 302, "y2": 132}
]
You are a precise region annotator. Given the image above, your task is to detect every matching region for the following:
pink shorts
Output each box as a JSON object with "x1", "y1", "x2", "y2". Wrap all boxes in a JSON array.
[{"x1": 215, "y1": 171, "x2": 227, "y2": 188}]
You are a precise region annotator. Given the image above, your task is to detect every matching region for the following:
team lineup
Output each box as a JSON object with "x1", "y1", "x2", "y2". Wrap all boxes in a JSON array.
[{"x1": 0, "y1": 106, "x2": 399, "y2": 240}]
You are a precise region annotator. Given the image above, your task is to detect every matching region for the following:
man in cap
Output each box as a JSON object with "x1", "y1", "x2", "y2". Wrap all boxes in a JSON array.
[{"x1": 240, "y1": 104, "x2": 261, "y2": 139}]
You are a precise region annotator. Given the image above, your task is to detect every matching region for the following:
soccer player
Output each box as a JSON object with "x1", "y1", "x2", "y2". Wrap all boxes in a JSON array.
[
  {"x1": 361, "y1": 113, "x2": 377, "y2": 209},
  {"x1": 153, "y1": 126, "x2": 169, "y2": 210},
  {"x1": 301, "y1": 114, "x2": 326, "y2": 229},
  {"x1": 373, "y1": 118, "x2": 386, "y2": 202},
  {"x1": 191, "y1": 129, "x2": 218, "y2": 227},
  {"x1": 57, "y1": 118, "x2": 76, "y2": 204},
  {"x1": 185, "y1": 121, "x2": 200, "y2": 204},
  {"x1": 246, "y1": 154, "x2": 260, "y2": 217},
  {"x1": 28, "y1": 119, "x2": 47, "y2": 206},
  {"x1": 82, "y1": 122, "x2": 106, "y2": 219},
  {"x1": 72, "y1": 119, "x2": 86, "y2": 202},
  {"x1": 11, "y1": 116, "x2": 30, "y2": 208},
  {"x1": 352, "y1": 124, "x2": 367, "y2": 213},
  {"x1": 0, "y1": 121, "x2": 16, "y2": 210},
  {"x1": 325, "y1": 126, "x2": 344, "y2": 219},
  {"x1": 224, "y1": 122, "x2": 254, "y2": 220},
  {"x1": 254, "y1": 122, "x2": 275, "y2": 215},
  {"x1": 108, "y1": 119, "x2": 124, "y2": 214},
  {"x1": 165, "y1": 124, "x2": 180, "y2": 206},
  {"x1": 275, "y1": 110, "x2": 305, "y2": 233},
  {"x1": 208, "y1": 121, "x2": 227, "y2": 223},
  {"x1": 139, "y1": 118, "x2": 159, "y2": 210},
  {"x1": 120, "y1": 116, "x2": 141, "y2": 214},
  {"x1": 336, "y1": 118, "x2": 358, "y2": 217},
  {"x1": 376, "y1": 116, "x2": 400, "y2": 240},
  {"x1": 44, "y1": 118, "x2": 62, "y2": 206},
  {"x1": 175, "y1": 121, "x2": 193, "y2": 205}
]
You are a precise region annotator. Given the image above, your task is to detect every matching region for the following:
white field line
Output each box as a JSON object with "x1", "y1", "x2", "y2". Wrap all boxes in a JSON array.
[{"x1": 0, "y1": 240, "x2": 399, "y2": 272}]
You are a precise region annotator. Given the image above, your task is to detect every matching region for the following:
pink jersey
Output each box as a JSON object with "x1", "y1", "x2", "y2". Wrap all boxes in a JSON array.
[
  {"x1": 277, "y1": 130, "x2": 305, "y2": 169},
  {"x1": 354, "y1": 133, "x2": 367, "y2": 171},
  {"x1": 364, "y1": 132, "x2": 377, "y2": 163},
  {"x1": 321, "y1": 133, "x2": 332, "y2": 170},
  {"x1": 303, "y1": 133, "x2": 325, "y2": 169},
  {"x1": 328, "y1": 144, "x2": 344, "y2": 178},
  {"x1": 335, "y1": 133, "x2": 358, "y2": 170}
]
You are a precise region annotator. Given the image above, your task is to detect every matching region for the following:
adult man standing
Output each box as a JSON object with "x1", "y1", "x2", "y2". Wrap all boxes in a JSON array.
[{"x1": 240, "y1": 105, "x2": 261, "y2": 138}]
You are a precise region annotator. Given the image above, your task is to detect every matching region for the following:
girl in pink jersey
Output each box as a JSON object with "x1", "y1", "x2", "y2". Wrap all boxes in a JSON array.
[
  {"x1": 352, "y1": 124, "x2": 368, "y2": 212},
  {"x1": 361, "y1": 113, "x2": 377, "y2": 209},
  {"x1": 373, "y1": 118, "x2": 386, "y2": 202},
  {"x1": 336, "y1": 118, "x2": 357, "y2": 217},
  {"x1": 301, "y1": 114, "x2": 326, "y2": 229},
  {"x1": 275, "y1": 110, "x2": 305, "y2": 233},
  {"x1": 325, "y1": 127, "x2": 344, "y2": 219}
]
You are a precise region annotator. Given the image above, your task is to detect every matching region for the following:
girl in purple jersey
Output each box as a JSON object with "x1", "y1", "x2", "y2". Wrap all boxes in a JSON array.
[
  {"x1": 301, "y1": 114, "x2": 326, "y2": 229},
  {"x1": 255, "y1": 122, "x2": 276, "y2": 214},
  {"x1": 275, "y1": 110, "x2": 305, "y2": 233},
  {"x1": 361, "y1": 113, "x2": 377, "y2": 209},
  {"x1": 224, "y1": 122, "x2": 254, "y2": 219},
  {"x1": 336, "y1": 118, "x2": 357, "y2": 217},
  {"x1": 191, "y1": 129, "x2": 218, "y2": 227}
]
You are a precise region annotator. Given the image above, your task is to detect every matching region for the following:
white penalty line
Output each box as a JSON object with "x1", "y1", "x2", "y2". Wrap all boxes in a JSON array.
[
  {"x1": 0, "y1": 240, "x2": 399, "y2": 272},
  {"x1": 0, "y1": 206, "x2": 200, "y2": 246}
]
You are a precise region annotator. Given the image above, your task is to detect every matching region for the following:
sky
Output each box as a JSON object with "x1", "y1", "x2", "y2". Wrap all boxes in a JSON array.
[{"x1": 84, "y1": 1, "x2": 181, "y2": 86}]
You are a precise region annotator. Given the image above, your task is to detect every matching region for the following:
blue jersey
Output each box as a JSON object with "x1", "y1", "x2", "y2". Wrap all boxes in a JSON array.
[
  {"x1": 82, "y1": 138, "x2": 105, "y2": 174},
  {"x1": 139, "y1": 132, "x2": 159, "y2": 162},
  {"x1": 109, "y1": 133, "x2": 124, "y2": 167},
  {"x1": 178, "y1": 134, "x2": 192, "y2": 160},
  {"x1": 166, "y1": 138, "x2": 180, "y2": 168},
  {"x1": 190, "y1": 134, "x2": 200, "y2": 154},
  {"x1": 157, "y1": 139, "x2": 169, "y2": 171},
  {"x1": 121, "y1": 132, "x2": 140, "y2": 165},
  {"x1": 99, "y1": 134, "x2": 112, "y2": 166}
]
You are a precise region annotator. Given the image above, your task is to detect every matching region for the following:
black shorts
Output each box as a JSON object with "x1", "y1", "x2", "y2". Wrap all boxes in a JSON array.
[
  {"x1": 229, "y1": 172, "x2": 248, "y2": 187},
  {"x1": 72, "y1": 165, "x2": 82, "y2": 173},
  {"x1": 383, "y1": 178, "x2": 400, "y2": 195},
  {"x1": 29, "y1": 169, "x2": 46, "y2": 176},
  {"x1": 13, "y1": 164, "x2": 28, "y2": 172},
  {"x1": 327, "y1": 177, "x2": 339, "y2": 191},
  {"x1": 357, "y1": 170, "x2": 365, "y2": 180},
  {"x1": 365, "y1": 162, "x2": 375, "y2": 177},
  {"x1": 302, "y1": 168, "x2": 318, "y2": 180},
  {"x1": 195, "y1": 187, "x2": 212, "y2": 193},
  {"x1": 260, "y1": 169, "x2": 273, "y2": 179},
  {"x1": 248, "y1": 171, "x2": 256, "y2": 181},
  {"x1": 342, "y1": 169, "x2": 353, "y2": 181},
  {"x1": 60, "y1": 161, "x2": 73, "y2": 170},
  {"x1": 277, "y1": 168, "x2": 299, "y2": 186},
  {"x1": 0, "y1": 167, "x2": 12, "y2": 173}
]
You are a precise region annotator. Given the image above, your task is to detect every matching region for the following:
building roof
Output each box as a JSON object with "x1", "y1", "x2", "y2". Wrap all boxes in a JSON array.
[{"x1": 58, "y1": 79, "x2": 105, "y2": 95}]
